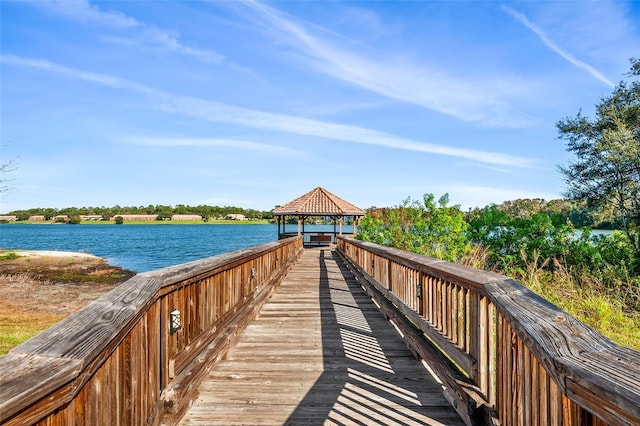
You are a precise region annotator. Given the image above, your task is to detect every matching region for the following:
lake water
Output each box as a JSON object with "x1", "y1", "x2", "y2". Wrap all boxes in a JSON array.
[
  {"x1": 0, "y1": 224, "x2": 353, "y2": 272},
  {"x1": 0, "y1": 224, "x2": 280, "y2": 272}
]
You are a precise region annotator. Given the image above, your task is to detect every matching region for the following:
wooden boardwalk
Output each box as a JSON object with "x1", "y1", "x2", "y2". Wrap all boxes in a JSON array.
[{"x1": 180, "y1": 247, "x2": 464, "y2": 426}]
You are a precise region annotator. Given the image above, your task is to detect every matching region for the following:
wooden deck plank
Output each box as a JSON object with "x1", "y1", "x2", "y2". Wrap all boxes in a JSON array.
[{"x1": 180, "y1": 248, "x2": 464, "y2": 426}]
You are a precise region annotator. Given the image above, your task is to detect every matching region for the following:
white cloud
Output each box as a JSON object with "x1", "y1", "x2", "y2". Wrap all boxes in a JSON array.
[
  {"x1": 297, "y1": 100, "x2": 386, "y2": 116},
  {"x1": 233, "y1": 0, "x2": 535, "y2": 128},
  {"x1": 0, "y1": 55, "x2": 159, "y2": 95},
  {"x1": 502, "y1": 5, "x2": 615, "y2": 88},
  {"x1": 2, "y1": 54, "x2": 538, "y2": 169},
  {"x1": 36, "y1": 0, "x2": 140, "y2": 28},
  {"x1": 158, "y1": 95, "x2": 537, "y2": 168},
  {"x1": 128, "y1": 137, "x2": 299, "y2": 156},
  {"x1": 33, "y1": 0, "x2": 224, "y2": 63}
]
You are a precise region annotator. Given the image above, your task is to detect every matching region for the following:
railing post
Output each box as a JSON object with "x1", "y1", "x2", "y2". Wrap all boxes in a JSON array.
[
  {"x1": 387, "y1": 258, "x2": 393, "y2": 292},
  {"x1": 417, "y1": 271, "x2": 425, "y2": 316}
]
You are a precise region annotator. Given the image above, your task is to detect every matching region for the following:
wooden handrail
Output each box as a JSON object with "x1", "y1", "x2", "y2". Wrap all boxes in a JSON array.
[
  {"x1": 337, "y1": 236, "x2": 640, "y2": 426},
  {"x1": 0, "y1": 237, "x2": 303, "y2": 426}
]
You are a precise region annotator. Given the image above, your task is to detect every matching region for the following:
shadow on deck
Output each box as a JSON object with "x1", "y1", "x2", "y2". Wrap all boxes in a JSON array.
[{"x1": 180, "y1": 248, "x2": 463, "y2": 425}]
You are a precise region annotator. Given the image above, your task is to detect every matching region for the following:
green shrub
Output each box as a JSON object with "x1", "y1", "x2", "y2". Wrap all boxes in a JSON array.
[
  {"x1": 0, "y1": 252, "x2": 20, "y2": 261},
  {"x1": 357, "y1": 193, "x2": 470, "y2": 262},
  {"x1": 363, "y1": 196, "x2": 640, "y2": 348}
]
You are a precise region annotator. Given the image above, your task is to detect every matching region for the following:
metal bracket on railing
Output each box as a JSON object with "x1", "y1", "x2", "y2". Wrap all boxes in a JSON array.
[
  {"x1": 250, "y1": 267, "x2": 256, "y2": 278},
  {"x1": 416, "y1": 283, "x2": 423, "y2": 298}
]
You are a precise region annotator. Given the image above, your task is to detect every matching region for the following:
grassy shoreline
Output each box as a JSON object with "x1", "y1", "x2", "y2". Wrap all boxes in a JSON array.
[
  {"x1": 522, "y1": 271, "x2": 640, "y2": 350},
  {"x1": 0, "y1": 250, "x2": 135, "y2": 355}
]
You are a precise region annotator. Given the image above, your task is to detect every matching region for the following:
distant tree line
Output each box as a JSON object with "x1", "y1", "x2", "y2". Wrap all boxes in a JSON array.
[
  {"x1": 6, "y1": 204, "x2": 274, "y2": 222},
  {"x1": 469, "y1": 198, "x2": 623, "y2": 229}
]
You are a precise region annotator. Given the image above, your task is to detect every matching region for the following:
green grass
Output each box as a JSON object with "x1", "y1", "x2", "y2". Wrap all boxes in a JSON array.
[
  {"x1": 462, "y1": 246, "x2": 640, "y2": 350},
  {"x1": 0, "y1": 307, "x2": 65, "y2": 355},
  {"x1": 510, "y1": 265, "x2": 640, "y2": 350},
  {"x1": 536, "y1": 288, "x2": 640, "y2": 350},
  {"x1": 0, "y1": 251, "x2": 20, "y2": 261}
]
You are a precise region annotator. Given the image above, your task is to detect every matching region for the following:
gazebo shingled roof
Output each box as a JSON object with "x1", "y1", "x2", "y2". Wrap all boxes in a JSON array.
[{"x1": 272, "y1": 187, "x2": 365, "y2": 216}]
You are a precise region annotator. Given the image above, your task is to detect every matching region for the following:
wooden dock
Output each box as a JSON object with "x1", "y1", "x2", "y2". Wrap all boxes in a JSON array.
[
  {"x1": 5, "y1": 236, "x2": 637, "y2": 425},
  {"x1": 179, "y1": 247, "x2": 465, "y2": 425}
]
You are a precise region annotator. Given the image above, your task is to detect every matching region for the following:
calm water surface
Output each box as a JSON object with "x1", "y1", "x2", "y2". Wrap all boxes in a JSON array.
[
  {"x1": 0, "y1": 223, "x2": 353, "y2": 272},
  {"x1": 0, "y1": 224, "x2": 278, "y2": 272}
]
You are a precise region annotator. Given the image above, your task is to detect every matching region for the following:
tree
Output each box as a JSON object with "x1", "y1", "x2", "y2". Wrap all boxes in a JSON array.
[
  {"x1": 468, "y1": 206, "x2": 576, "y2": 273},
  {"x1": 154, "y1": 205, "x2": 173, "y2": 221},
  {"x1": 68, "y1": 214, "x2": 82, "y2": 224},
  {"x1": 0, "y1": 150, "x2": 16, "y2": 194},
  {"x1": 557, "y1": 58, "x2": 640, "y2": 269},
  {"x1": 357, "y1": 193, "x2": 470, "y2": 262}
]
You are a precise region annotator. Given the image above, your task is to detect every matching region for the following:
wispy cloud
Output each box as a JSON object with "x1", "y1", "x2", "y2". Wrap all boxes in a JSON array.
[
  {"x1": 158, "y1": 95, "x2": 537, "y2": 168},
  {"x1": 2, "y1": 54, "x2": 538, "y2": 169},
  {"x1": 36, "y1": 0, "x2": 139, "y2": 28},
  {"x1": 129, "y1": 137, "x2": 299, "y2": 156},
  {"x1": 233, "y1": 0, "x2": 534, "y2": 128},
  {"x1": 33, "y1": 0, "x2": 224, "y2": 63},
  {"x1": 297, "y1": 101, "x2": 386, "y2": 117},
  {"x1": 456, "y1": 162, "x2": 512, "y2": 174},
  {"x1": 0, "y1": 54, "x2": 159, "y2": 95},
  {"x1": 502, "y1": 5, "x2": 615, "y2": 88}
]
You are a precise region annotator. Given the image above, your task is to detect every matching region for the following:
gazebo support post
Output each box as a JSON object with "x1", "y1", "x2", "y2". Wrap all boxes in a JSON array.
[
  {"x1": 302, "y1": 215, "x2": 306, "y2": 239},
  {"x1": 333, "y1": 217, "x2": 336, "y2": 241}
]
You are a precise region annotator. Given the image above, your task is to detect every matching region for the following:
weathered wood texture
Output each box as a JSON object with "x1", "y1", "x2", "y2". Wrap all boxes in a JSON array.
[
  {"x1": 180, "y1": 247, "x2": 464, "y2": 426},
  {"x1": 338, "y1": 237, "x2": 640, "y2": 426},
  {"x1": 0, "y1": 237, "x2": 303, "y2": 426}
]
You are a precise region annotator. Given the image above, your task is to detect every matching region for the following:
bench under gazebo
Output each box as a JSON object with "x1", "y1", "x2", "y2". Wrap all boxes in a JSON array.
[{"x1": 272, "y1": 187, "x2": 365, "y2": 245}]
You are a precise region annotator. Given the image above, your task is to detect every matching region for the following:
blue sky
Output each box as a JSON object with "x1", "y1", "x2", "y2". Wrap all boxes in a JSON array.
[{"x1": 1, "y1": 1, "x2": 638, "y2": 213}]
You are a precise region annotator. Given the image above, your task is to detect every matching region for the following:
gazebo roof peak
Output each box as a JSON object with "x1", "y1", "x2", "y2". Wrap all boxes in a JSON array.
[{"x1": 272, "y1": 187, "x2": 365, "y2": 216}]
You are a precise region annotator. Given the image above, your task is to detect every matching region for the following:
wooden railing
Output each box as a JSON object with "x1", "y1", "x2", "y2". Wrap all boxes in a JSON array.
[
  {"x1": 337, "y1": 237, "x2": 640, "y2": 426},
  {"x1": 0, "y1": 237, "x2": 303, "y2": 426}
]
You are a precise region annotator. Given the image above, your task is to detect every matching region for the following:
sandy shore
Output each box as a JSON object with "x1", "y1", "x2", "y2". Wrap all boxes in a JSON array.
[{"x1": 12, "y1": 250, "x2": 101, "y2": 259}]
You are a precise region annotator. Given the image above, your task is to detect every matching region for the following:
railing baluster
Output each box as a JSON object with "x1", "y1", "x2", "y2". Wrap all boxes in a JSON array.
[{"x1": 337, "y1": 237, "x2": 640, "y2": 426}]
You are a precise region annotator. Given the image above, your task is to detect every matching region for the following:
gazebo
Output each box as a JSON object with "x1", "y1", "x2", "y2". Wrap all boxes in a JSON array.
[{"x1": 272, "y1": 187, "x2": 366, "y2": 244}]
